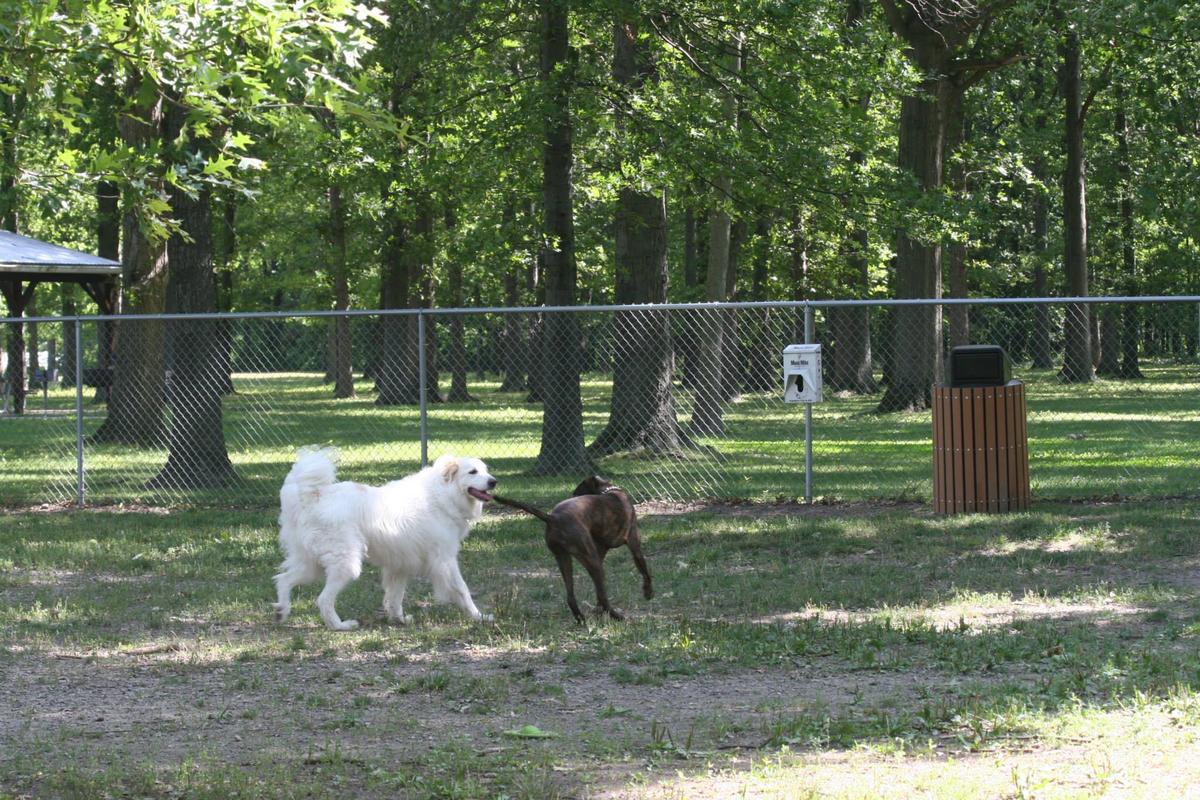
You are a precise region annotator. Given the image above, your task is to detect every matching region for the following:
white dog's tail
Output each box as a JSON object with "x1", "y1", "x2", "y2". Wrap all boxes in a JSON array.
[{"x1": 283, "y1": 447, "x2": 339, "y2": 506}]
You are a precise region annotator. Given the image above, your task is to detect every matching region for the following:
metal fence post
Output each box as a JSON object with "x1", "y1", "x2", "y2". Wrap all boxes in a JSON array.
[
  {"x1": 417, "y1": 310, "x2": 428, "y2": 467},
  {"x1": 804, "y1": 303, "x2": 814, "y2": 504},
  {"x1": 74, "y1": 317, "x2": 85, "y2": 507}
]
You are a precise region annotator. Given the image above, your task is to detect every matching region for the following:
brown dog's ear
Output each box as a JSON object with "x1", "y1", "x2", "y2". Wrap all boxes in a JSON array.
[{"x1": 436, "y1": 455, "x2": 460, "y2": 482}]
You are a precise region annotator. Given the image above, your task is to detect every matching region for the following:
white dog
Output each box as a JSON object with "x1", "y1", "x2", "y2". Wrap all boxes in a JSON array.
[{"x1": 273, "y1": 449, "x2": 497, "y2": 630}]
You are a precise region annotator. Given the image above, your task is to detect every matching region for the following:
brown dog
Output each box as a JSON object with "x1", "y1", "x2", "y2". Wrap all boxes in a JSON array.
[{"x1": 493, "y1": 477, "x2": 653, "y2": 622}]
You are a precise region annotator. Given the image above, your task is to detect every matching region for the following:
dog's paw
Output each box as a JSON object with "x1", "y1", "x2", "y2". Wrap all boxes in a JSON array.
[
  {"x1": 476, "y1": 612, "x2": 495, "y2": 623},
  {"x1": 606, "y1": 608, "x2": 625, "y2": 622},
  {"x1": 388, "y1": 613, "x2": 413, "y2": 625},
  {"x1": 643, "y1": 585, "x2": 654, "y2": 600},
  {"x1": 333, "y1": 619, "x2": 359, "y2": 631},
  {"x1": 273, "y1": 603, "x2": 289, "y2": 623}
]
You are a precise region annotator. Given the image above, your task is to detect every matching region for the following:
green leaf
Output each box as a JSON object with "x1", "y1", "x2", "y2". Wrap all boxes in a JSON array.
[
  {"x1": 228, "y1": 132, "x2": 255, "y2": 151},
  {"x1": 502, "y1": 725, "x2": 558, "y2": 739},
  {"x1": 203, "y1": 154, "x2": 236, "y2": 177}
]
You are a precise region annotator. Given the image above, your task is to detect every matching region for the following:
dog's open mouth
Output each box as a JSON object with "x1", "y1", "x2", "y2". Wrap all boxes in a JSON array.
[{"x1": 468, "y1": 488, "x2": 493, "y2": 502}]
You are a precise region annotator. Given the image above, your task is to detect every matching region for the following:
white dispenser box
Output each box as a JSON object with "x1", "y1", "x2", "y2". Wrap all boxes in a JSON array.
[{"x1": 782, "y1": 344, "x2": 822, "y2": 403}]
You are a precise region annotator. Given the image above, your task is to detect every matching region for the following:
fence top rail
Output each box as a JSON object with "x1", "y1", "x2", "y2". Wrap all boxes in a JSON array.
[{"x1": 3, "y1": 295, "x2": 1200, "y2": 325}]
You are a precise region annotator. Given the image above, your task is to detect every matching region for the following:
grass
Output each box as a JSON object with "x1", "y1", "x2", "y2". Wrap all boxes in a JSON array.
[
  {"x1": 3, "y1": 498, "x2": 1200, "y2": 797},
  {"x1": 1, "y1": 359, "x2": 1198, "y2": 509}
]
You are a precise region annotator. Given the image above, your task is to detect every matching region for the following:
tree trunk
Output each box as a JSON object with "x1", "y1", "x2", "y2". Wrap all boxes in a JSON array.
[
  {"x1": 322, "y1": 322, "x2": 336, "y2": 384},
  {"x1": 1096, "y1": 304, "x2": 1120, "y2": 376},
  {"x1": 1, "y1": 282, "x2": 28, "y2": 415},
  {"x1": 1030, "y1": 186, "x2": 1055, "y2": 369},
  {"x1": 789, "y1": 206, "x2": 808, "y2": 342},
  {"x1": 875, "y1": 0, "x2": 1016, "y2": 409},
  {"x1": 678, "y1": 201, "x2": 702, "y2": 390},
  {"x1": 1026, "y1": 62, "x2": 1056, "y2": 370},
  {"x1": 827, "y1": 226, "x2": 877, "y2": 393},
  {"x1": 828, "y1": 4, "x2": 877, "y2": 396},
  {"x1": 150, "y1": 108, "x2": 235, "y2": 489},
  {"x1": 745, "y1": 213, "x2": 777, "y2": 392},
  {"x1": 721, "y1": 219, "x2": 746, "y2": 400},
  {"x1": 525, "y1": 243, "x2": 546, "y2": 403},
  {"x1": 878, "y1": 70, "x2": 951, "y2": 410},
  {"x1": 91, "y1": 73, "x2": 166, "y2": 445},
  {"x1": 498, "y1": 202, "x2": 527, "y2": 392},
  {"x1": 689, "y1": 180, "x2": 732, "y2": 436},
  {"x1": 533, "y1": 0, "x2": 589, "y2": 474},
  {"x1": 689, "y1": 31, "x2": 743, "y2": 437},
  {"x1": 592, "y1": 187, "x2": 686, "y2": 455},
  {"x1": 60, "y1": 285, "x2": 77, "y2": 388},
  {"x1": 445, "y1": 205, "x2": 474, "y2": 402},
  {"x1": 525, "y1": 314, "x2": 545, "y2": 402},
  {"x1": 1115, "y1": 98, "x2": 1142, "y2": 379},
  {"x1": 946, "y1": 104, "x2": 970, "y2": 349},
  {"x1": 591, "y1": 18, "x2": 688, "y2": 456},
  {"x1": 683, "y1": 205, "x2": 698, "y2": 291},
  {"x1": 499, "y1": 268, "x2": 527, "y2": 392},
  {"x1": 93, "y1": 181, "x2": 121, "y2": 402},
  {"x1": 215, "y1": 194, "x2": 237, "y2": 394},
  {"x1": 1, "y1": 90, "x2": 24, "y2": 413},
  {"x1": 92, "y1": 213, "x2": 168, "y2": 445},
  {"x1": 412, "y1": 204, "x2": 442, "y2": 405},
  {"x1": 1059, "y1": 28, "x2": 1093, "y2": 383},
  {"x1": 375, "y1": 198, "x2": 417, "y2": 405},
  {"x1": 946, "y1": 254, "x2": 968, "y2": 347},
  {"x1": 0, "y1": 90, "x2": 22, "y2": 232},
  {"x1": 328, "y1": 184, "x2": 356, "y2": 398},
  {"x1": 26, "y1": 293, "x2": 38, "y2": 397}
]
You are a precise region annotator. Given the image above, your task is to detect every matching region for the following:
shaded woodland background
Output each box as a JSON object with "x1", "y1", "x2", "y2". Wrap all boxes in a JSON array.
[{"x1": 2, "y1": 0, "x2": 1199, "y2": 480}]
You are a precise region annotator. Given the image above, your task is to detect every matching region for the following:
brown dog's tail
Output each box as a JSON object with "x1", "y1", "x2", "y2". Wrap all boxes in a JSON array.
[{"x1": 491, "y1": 494, "x2": 554, "y2": 524}]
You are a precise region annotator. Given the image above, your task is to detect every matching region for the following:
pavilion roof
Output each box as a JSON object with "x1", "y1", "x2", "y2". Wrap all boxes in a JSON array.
[{"x1": 0, "y1": 230, "x2": 121, "y2": 279}]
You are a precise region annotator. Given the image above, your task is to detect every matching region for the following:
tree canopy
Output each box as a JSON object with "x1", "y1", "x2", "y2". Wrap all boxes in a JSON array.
[
  {"x1": 3, "y1": 0, "x2": 1200, "y2": 464},
  {"x1": 2, "y1": 0, "x2": 1196, "y2": 315}
]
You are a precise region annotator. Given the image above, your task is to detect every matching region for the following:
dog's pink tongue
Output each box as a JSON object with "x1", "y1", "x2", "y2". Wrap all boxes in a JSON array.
[{"x1": 469, "y1": 488, "x2": 493, "y2": 502}]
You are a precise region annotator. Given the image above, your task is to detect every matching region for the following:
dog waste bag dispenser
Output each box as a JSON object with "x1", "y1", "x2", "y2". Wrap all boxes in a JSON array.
[
  {"x1": 933, "y1": 345, "x2": 1030, "y2": 515},
  {"x1": 782, "y1": 344, "x2": 822, "y2": 404}
]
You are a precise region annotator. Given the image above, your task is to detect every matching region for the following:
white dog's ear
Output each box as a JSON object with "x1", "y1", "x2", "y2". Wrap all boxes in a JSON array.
[{"x1": 437, "y1": 455, "x2": 460, "y2": 482}]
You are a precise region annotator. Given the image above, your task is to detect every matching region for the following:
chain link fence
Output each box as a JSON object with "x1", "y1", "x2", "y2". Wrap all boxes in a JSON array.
[{"x1": 2, "y1": 297, "x2": 1198, "y2": 510}]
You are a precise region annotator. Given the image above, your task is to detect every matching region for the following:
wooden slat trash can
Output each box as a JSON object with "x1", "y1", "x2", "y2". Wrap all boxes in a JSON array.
[{"x1": 933, "y1": 381, "x2": 1030, "y2": 514}]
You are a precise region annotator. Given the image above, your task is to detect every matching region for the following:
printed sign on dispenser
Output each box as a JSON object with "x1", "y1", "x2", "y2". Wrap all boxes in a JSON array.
[{"x1": 782, "y1": 344, "x2": 822, "y2": 403}]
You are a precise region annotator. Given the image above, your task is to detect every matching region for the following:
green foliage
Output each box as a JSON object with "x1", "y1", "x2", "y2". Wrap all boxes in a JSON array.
[{"x1": 2, "y1": 0, "x2": 1199, "y2": 319}]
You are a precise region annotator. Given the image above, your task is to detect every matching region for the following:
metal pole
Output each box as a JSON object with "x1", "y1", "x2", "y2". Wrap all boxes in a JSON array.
[
  {"x1": 417, "y1": 310, "x2": 428, "y2": 467},
  {"x1": 74, "y1": 318, "x2": 85, "y2": 507},
  {"x1": 804, "y1": 304, "x2": 814, "y2": 504}
]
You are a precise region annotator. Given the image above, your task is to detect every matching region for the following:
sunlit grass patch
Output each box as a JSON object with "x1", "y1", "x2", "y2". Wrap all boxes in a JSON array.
[
  {"x1": 3, "y1": 498, "x2": 1200, "y2": 798},
  {"x1": 3, "y1": 359, "x2": 1198, "y2": 508}
]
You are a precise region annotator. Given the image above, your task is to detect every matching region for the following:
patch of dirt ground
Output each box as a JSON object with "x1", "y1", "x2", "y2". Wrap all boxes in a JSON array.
[{"x1": 0, "y1": 641, "x2": 1025, "y2": 795}]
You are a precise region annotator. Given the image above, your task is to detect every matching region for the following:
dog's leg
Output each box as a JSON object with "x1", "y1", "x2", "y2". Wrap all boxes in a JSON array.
[
  {"x1": 551, "y1": 546, "x2": 586, "y2": 623},
  {"x1": 315, "y1": 560, "x2": 362, "y2": 631},
  {"x1": 381, "y1": 569, "x2": 412, "y2": 625},
  {"x1": 273, "y1": 559, "x2": 318, "y2": 622},
  {"x1": 431, "y1": 561, "x2": 493, "y2": 623},
  {"x1": 626, "y1": 523, "x2": 654, "y2": 600},
  {"x1": 582, "y1": 559, "x2": 623, "y2": 621}
]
